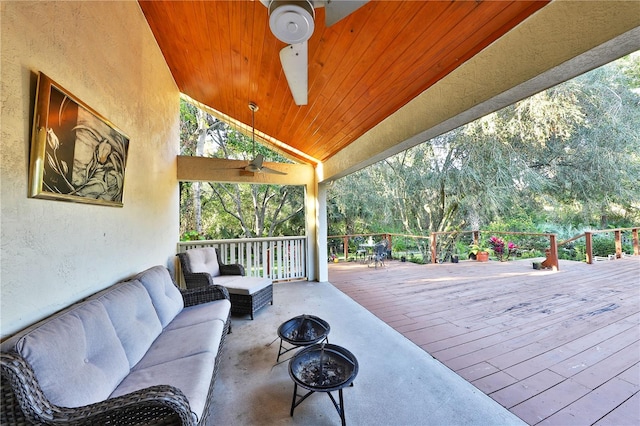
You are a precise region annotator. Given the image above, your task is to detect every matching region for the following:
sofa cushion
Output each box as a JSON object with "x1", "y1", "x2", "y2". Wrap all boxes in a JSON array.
[
  {"x1": 135, "y1": 266, "x2": 184, "y2": 328},
  {"x1": 15, "y1": 300, "x2": 129, "y2": 408},
  {"x1": 186, "y1": 247, "x2": 220, "y2": 277},
  {"x1": 166, "y1": 299, "x2": 231, "y2": 331},
  {"x1": 134, "y1": 319, "x2": 225, "y2": 370},
  {"x1": 98, "y1": 280, "x2": 162, "y2": 367},
  {"x1": 110, "y1": 352, "x2": 216, "y2": 423},
  {"x1": 213, "y1": 275, "x2": 272, "y2": 295}
]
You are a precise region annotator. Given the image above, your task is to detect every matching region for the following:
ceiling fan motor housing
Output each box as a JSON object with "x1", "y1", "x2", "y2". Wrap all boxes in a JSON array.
[{"x1": 269, "y1": 0, "x2": 315, "y2": 44}]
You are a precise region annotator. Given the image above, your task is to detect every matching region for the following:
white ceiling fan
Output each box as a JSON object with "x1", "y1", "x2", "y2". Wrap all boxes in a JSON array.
[
  {"x1": 243, "y1": 102, "x2": 287, "y2": 175},
  {"x1": 261, "y1": 0, "x2": 369, "y2": 105}
]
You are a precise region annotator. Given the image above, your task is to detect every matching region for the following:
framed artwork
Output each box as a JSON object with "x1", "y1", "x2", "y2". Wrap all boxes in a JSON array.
[{"x1": 29, "y1": 72, "x2": 130, "y2": 207}]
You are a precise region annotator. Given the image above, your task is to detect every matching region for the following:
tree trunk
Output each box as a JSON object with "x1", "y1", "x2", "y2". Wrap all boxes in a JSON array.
[{"x1": 194, "y1": 109, "x2": 206, "y2": 234}]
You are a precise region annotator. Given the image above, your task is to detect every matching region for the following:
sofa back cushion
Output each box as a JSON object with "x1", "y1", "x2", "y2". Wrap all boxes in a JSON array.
[
  {"x1": 186, "y1": 247, "x2": 220, "y2": 277},
  {"x1": 98, "y1": 280, "x2": 162, "y2": 368},
  {"x1": 14, "y1": 300, "x2": 129, "y2": 408},
  {"x1": 135, "y1": 266, "x2": 184, "y2": 328}
]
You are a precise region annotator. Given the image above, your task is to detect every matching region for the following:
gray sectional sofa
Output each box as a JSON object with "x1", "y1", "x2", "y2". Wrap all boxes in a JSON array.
[{"x1": 0, "y1": 265, "x2": 231, "y2": 425}]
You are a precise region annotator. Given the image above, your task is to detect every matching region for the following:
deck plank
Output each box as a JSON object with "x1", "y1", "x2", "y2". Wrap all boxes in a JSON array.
[
  {"x1": 594, "y1": 392, "x2": 640, "y2": 426},
  {"x1": 537, "y1": 377, "x2": 638, "y2": 426},
  {"x1": 329, "y1": 257, "x2": 640, "y2": 425}
]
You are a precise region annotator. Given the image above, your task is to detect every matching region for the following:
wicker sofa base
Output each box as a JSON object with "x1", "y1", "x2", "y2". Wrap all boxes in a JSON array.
[
  {"x1": 1, "y1": 318, "x2": 229, "y2": 426},
  {"x1": 0, "y1": 266, "x2": 231, "y2": 426},
  {"x1": 229, "y1": 284, "x2": 273, "y2": 320}
]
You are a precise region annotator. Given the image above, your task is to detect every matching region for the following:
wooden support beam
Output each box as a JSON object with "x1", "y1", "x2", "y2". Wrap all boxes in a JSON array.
[
  {"x1": 615, "y1": 230, "x2": 623, "y2": 258},
  {"x1": 177, "y1": 156, "x2": 315, "y2": 184},
  {"x1": 540, "y1": 234, "x2": 559, "y2": 271},
  {"x1": 343, "y1": 236, "x2": 349, "y2": 262},
  {"x1": 585, "y1": 232, "x2": 593, "y2": 264},
  {"x1": 431, "y1": 233, "x2": 438, "y2": 264}
]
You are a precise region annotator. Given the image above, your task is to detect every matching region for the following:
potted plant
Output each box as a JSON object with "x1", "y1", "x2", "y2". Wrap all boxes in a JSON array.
[{"x1": 469, "y1": 241, "x2": 490, "y2": 262}]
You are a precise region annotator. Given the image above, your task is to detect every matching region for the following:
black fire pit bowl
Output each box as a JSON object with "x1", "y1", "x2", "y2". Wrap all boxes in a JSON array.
[
  {"x1": 278, "y1": 314, "x2": 330, "y2": 346},
  {"x1": 289, "y1": 343, "x2": 358, "y2": 392}
]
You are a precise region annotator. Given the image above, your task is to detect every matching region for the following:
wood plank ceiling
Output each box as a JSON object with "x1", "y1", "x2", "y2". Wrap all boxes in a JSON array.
[{"x1": 139, "y1": 0, "x2": 549, "y2": 164}]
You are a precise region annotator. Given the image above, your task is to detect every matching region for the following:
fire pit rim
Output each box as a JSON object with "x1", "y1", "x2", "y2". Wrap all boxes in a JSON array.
[
  {"x1": 277, "y1": 314, "x2": 331, "y2": 345},
  {"x1": 288, "y1": 343, "x2": 359, "y2": 392}
]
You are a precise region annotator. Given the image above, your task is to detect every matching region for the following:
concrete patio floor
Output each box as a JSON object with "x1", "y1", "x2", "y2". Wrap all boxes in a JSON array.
[{"x1": 210, "y1": 280, "x2": 525, "y2": 426}]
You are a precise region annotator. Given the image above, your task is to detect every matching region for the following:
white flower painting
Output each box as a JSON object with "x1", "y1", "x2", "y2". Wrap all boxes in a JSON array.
[{"x1": 30, "y1": 73, "x2": 129, "y2": 207}]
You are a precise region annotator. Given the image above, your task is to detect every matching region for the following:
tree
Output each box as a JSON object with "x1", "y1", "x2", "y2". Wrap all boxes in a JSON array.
[
  {"x1": 327, "y1": 167, "x2": 381, "y2": 236},
  {"x1": 179, "y1": 99, "x2": 305, "y2": 240},
  {"x1": 328, "y1": 53, "x2": 640, "y2": 240}
]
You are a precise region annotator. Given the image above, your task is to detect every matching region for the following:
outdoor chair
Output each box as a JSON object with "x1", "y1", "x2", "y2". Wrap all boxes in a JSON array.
[
  {"x1": 368, "y1": 241, "x2": 387, "y2": 269},
  {"x1": 177, "y1": 247, "x2": 273, "y2": 319}
]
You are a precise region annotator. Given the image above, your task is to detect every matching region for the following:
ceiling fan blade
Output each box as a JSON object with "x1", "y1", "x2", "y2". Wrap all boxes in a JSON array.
[
  {"x1": 280, "y1": 42, "x2": 308, "y2": 105},
  {"x1": 261, "y1": 166, "x2": 288, "y2": 175},
  {"x1": 244, "y1": 154, "x2": 287, "y2": 175},
  {"x1": 252, "y1": 154, "x2": 265, "y2": 169},
  {"x1": 244, "y1": 154, "x2": 263, "y2": 172},
  {"x1": 324, "y1": 0, "x2": 369, "y2": 26}
]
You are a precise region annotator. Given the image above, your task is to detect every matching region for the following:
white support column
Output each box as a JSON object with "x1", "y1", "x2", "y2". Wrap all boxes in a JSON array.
[
  {"x1": 316, "y1": 182, "x2": 329, "y2": 282},
  {"x1": 304, "y1": 179, "x2": 319, "y2": 281}
]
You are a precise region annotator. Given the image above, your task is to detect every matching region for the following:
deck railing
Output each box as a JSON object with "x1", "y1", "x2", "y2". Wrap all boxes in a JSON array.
[
  {"x1": 431, "y1": 230, "x2": 559, "y2": 269},
  {"x1": 330, "y1": 227, "x2": 639, "y2": 271},
  {"x1": 331, "y1": 231, "x2": 561, "y2": 269},
  {"x1": 176, "y1": 236, "x2": 307, "y2": 283},
  {"x1": 328, "y1": 233, "x2": 431, "y2": 263},
  {"x1": 558, "y1": 227, "x2": 639, "y2": 264}
]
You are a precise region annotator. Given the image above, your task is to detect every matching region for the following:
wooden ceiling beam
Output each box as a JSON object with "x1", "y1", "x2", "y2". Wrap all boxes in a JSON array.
[{"x1": 177, "y1": 156, "x2": 315, "y2": 185}]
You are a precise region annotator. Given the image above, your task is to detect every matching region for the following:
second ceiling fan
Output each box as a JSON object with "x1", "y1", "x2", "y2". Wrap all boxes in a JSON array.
[
  {"x1": 261, "y1": 0, "x2": 369, "y2": 105},
  {"x1": 244, "y1": 102, "x2": 286, "y2": 175}
]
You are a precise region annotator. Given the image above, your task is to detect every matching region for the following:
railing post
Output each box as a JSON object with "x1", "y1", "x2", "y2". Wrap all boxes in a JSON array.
[
  {"x1": 343, "y1": 236, "x2": 349, "y2": 262},
  {"x1": 472, "y1": 230, "x2": 479, "y2": 246},
  {"x1": 585, "y1": 231, "x2": 593, "y2": 264},
  {"x1": 633, "y1": 228, "x2": 639, "y2": 256},
  {"x1": 548, "y1": 234, "x2": 559, "y2": 271},
  {"x1": 431, "y1": 233, "x2": 438, "y2": 264},
  {"x1": 614, "y1": 229, "x2": 622, "y2": 258}
]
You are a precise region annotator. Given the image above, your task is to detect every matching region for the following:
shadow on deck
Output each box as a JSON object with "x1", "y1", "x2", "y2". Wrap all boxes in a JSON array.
[{"x1": 329, "y1": 257, "x2": 640, "y2": 425}]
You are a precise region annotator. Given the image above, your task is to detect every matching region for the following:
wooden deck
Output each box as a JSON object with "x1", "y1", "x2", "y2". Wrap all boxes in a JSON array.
[{"x1": 328, "y1": 257, "x2": 640, "y2": 425}]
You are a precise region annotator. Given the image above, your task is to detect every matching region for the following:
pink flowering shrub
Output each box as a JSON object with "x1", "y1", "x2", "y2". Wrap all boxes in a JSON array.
[{"x1": 488, "y1": 236, "x2": 518, "y2": 261}]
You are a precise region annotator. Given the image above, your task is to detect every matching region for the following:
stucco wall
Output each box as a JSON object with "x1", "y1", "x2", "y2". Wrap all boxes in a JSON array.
[{"x1": 1, "y1": 1, "x2": 180, "y2": 338}]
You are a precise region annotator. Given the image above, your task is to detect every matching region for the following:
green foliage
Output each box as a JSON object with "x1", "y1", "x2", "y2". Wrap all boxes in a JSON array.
[
  {"x1": 327, "y1": 53, "x2": 640, "y2": 242},
  {"x1": 590, "y1": 235, "x2": 633, "y2": 257},
  {"x1": 179, "y1": 98, "x2": 304, "y2": 239},
  {"x1": 182, "y1": 230, "x2": 205, "y2": 241},
  {"x1": 392, "y1": 239, "x2": 407, "y2": 252},
  {"x1": 455, "y1": 240, "x2": 470, "y2": 258},
  {"x1": 592, "y1": 236, "x2": 616, "y2": 257},
  {"x1": 558, "y1": 240, "x2": 585, "y2": 261},
  {"x1": 408, "y1": 252, "x2": 426, "y2": 264},
  {"x1": 179, "y1": 54, "x2": 640, "y2": 248},
  {"x1": 468, "y1": 241, "x2": 488, "y2": 255},
  {"x1": 487, "y1": 213, "x2": 539, "y2": 234}
]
